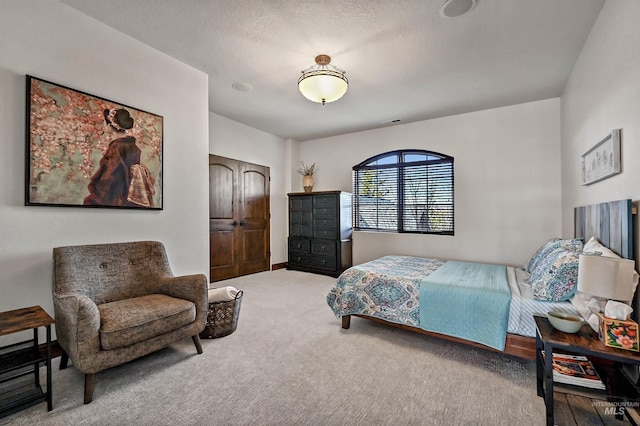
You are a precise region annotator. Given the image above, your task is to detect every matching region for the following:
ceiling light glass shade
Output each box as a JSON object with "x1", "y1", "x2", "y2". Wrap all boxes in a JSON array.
[{"x1": 298, "y1": 55, "x2": 348, "y2": 105}]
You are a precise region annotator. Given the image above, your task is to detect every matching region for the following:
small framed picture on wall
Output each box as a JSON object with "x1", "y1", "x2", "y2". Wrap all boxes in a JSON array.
[{"x1": 580, "y1": 129, "x2": 621, "y2": 186}]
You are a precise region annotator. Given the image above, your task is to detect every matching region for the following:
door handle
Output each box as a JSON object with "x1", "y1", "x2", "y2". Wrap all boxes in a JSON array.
[{"x1": 232, "y1": 221, "x2": 238, "y2": 226}]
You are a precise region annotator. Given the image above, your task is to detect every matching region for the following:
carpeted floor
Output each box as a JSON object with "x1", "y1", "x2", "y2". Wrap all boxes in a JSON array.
[{"x1": 0, "y1": 269, "x2": 582, "y2": 425}]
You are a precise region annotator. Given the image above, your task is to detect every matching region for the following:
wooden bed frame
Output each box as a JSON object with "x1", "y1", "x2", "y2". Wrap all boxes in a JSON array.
[
  {"x1": 340, "y1": 199, "x2": 634, "y2": 361},
  {"x1": 341, "y1": 315, "x2": 537, "y2": 359}
]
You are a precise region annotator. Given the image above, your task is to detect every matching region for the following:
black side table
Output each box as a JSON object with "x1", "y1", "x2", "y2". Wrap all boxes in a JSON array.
[
  {"x1": 535, "y1": 315, "x2": 640, "y2": 426},
  {"x1": 0, "y1": 306, "x2": 54, "y2": 417}
]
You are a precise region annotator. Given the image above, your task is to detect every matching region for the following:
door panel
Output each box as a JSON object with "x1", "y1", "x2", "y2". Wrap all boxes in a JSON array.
[
  {"x1": 242, "y1": 170, "x2": 267, "y2": 219},
  {"x1": 209, "y1": 157, "x2": 240, "y2": 281},
  {"x1": 209, "y1": 164, "x2": 234, "y2": 218},
  {"x1": 210, "y1": 230, "x2": 235, "y2": 266},
  {"x1": 242, "y1": 230, "x2": 268, "y2": 269},
  {"x1": 238, "y1": 163, "x2": 270, "y2": 276},
  {"x1": 289, "y1": 196, "x2": 313, "y2": 237},
  {"x1": 209, "y1": 155, "x2": 270, "y2": 282}
]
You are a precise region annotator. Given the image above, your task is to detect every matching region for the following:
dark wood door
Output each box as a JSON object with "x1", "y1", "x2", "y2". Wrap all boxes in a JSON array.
[{"x1": 209, "y1": 155, "x2": 270, "y2": 282}]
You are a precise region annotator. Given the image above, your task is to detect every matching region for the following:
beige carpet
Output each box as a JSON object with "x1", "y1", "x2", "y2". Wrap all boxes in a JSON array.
[{"x1": 1, "y1": 269, "x2": 547, "y2": 425}]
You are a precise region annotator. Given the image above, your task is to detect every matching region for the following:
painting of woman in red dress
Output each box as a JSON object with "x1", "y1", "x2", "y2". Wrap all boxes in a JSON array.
[
  {"x1": 26, "y1": 76, "x2": 162, "y2": 208},
  {"x1": 84, "y1": 108, "x2": 155, "y2": 207}
]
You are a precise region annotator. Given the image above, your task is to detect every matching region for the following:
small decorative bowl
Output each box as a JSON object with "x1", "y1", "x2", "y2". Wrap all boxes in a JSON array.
[{"x1": 547, "y1": 311, "x2": 584, "y2": 333}]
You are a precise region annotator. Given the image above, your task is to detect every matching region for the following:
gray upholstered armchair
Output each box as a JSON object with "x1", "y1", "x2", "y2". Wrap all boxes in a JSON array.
[{"x1": 52, "y1": 241, "x2": 207, "y2": 404}]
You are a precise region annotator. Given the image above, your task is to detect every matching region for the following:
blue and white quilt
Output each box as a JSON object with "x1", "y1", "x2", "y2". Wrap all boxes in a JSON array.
[
  {"x1": 326, "y1": 255, "x2": 512, "y2": 350},
  {"x1": 419, "y1": 260, "x2": 511, "y2": 350}
]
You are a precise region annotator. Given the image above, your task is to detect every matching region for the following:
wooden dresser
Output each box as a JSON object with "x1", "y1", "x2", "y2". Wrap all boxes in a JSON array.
[{"x1": 287, "y1": 191, "x2": 352, "y2": 277}]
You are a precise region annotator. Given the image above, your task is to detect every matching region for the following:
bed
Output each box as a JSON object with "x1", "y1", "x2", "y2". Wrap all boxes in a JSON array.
[{"x1": 327, "y1": 199, "x2": 635, "y2": 360}]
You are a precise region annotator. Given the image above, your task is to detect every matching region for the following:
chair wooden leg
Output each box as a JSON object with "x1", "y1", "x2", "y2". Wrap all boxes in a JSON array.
[
  {"x1": 84, "y1": 373, "x2": 95, "y2": 404},
  {"x1": 192, "y1": 334, "x2": 203, "y2": 354},
  {"x1": 60, "y1": 351, "x2": 69, "y2": 370}
]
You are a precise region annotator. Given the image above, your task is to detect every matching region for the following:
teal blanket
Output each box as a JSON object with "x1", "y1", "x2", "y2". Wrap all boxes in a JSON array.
[{"x1": 419, "y1": 261, "x2": 511, "y2": 350}]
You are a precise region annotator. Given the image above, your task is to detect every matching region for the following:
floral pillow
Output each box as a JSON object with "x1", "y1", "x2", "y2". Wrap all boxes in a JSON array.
[
  {"x1": 524, "y1": 238, "x2": 583, "y2": 274},
  {"x1": 531, "y1": 250, "x2": 581, "y2": 302},
  {"x1": 529, "y1": 247, "x2": 566, "y2": 284},
  {"x1": 523, "y1": 238, "x2": 560, "y2": 273}
]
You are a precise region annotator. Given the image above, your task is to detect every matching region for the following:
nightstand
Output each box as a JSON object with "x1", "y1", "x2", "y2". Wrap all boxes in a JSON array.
[
  {"x1": 535, "y1": 315, "x2": 640, "y2": 426},
  {"x1": 0, "y1": 306, "x2": 54, "y2": 417}
]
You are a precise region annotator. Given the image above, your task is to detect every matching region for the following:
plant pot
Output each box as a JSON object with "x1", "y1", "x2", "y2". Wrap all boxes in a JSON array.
[{"x1": 303, "y1": 175, "x2": 313, "y2": 193}]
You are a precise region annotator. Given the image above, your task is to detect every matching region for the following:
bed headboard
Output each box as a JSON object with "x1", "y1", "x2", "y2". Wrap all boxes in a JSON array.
[
  {"x1": 575, "y1": 199, "x2": 638, "y2": 324},
  {"x1": 574, "y1": 199, "x2": 633, "y2": 260}
]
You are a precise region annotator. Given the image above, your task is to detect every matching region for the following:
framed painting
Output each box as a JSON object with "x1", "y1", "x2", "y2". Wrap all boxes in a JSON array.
[
  {"x1": 580, "y1": 129, "x2": 621, "y2": 186},
  {"x1": 25, "y1": 75, "x2": 163, "y2": 209}
]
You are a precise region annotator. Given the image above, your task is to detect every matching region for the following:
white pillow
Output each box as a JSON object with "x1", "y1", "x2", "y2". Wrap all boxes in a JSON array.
[{"x1": 583, "y1": 236, "x2": 619, "y2": 257}]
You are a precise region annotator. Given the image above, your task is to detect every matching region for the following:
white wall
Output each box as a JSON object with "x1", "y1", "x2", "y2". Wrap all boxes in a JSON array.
[
  {"x1": 561, "y1": 0, "x2": 640, "y2": 262},
  {"x1": 299, "y1": 99, "x2": 562, "y2": 266},
  {"x1": 209, "y1": 112, "x2": 293, "y2": 265},
  {"x1": 0, "y1": 1, "x2": 210, "y2": 341}
]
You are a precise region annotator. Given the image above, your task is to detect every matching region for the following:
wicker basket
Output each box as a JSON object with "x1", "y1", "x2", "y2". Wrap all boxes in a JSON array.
[{"x1": 199, "y1": 290, "x2": 243, "y2": 339}]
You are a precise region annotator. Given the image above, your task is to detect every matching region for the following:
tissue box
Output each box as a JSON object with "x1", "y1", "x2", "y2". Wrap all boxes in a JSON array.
[{"x1": 598, "y1": 313, "x2": 639, "y2": 351}]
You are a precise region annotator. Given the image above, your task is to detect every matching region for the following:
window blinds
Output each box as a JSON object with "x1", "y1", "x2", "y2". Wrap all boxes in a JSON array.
[{"x1": 353, "y1": 153, "x2": 454, "y2": 235}]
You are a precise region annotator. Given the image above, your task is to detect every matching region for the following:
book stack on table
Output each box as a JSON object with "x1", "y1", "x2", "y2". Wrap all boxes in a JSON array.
[{"x1": 546, "y1": 352, "x2": 605, "y2": 390}]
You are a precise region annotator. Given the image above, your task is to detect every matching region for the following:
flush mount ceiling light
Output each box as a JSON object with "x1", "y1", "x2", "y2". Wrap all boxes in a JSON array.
[
  {"x1": 440, "y1": 0, "x2": 477, "y2": 19},
  {"x1": 298, "y1": 54, "x2": 348, "y2": 105},
  {"x1": 232, "y1": 82, "x2": 253, "y2": 92}
]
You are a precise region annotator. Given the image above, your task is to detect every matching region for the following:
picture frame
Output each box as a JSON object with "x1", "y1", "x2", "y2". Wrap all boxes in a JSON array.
[
  {"x1": 25, "y1": 75, "x2": 163, "y2": 209},
  {"x1": 580, "y1": 129, "x2": 621, "y2": 186}
]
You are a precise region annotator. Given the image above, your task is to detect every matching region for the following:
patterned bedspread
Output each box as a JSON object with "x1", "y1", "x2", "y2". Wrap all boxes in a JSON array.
[{"x1": 326, "y1": 255, "x2": 445, "y2": 327}]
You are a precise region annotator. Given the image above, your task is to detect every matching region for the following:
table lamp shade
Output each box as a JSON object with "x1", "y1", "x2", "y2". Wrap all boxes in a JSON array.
[{"x1": 577, "y1": 254, "x2": 636, "y2": 302}]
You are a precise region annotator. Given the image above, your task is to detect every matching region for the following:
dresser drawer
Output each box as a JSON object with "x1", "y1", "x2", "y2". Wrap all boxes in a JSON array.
[
  {"x1": 314, "y1": 195, "x2": 337, "y2": 208},
  {"x1": 314, "y1": 217, "x2": 337, "y2": 229},
  {"x1": 288, "y1": 253, "x2": 313, "y2": 267},
  {"x1": 310, "y1": 255, "x2": 337, "y2": 271},
  {"x1": 311, "y1": 240, "x2": 337, "y2": 256},
  {"x1": 313, "y1": 228, "x2": 338, "y2": 239},
  {"x1": 289, "y1": 238, "x2": 310, "y2": 253},
  {"x1": 314, "y1": 206, "x2": 337, "y2": 218}
]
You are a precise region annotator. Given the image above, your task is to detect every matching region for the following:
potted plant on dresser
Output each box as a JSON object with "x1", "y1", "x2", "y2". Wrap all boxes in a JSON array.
[{"x1": 297, "y1": 161, "x2": 316, "y2": 193}]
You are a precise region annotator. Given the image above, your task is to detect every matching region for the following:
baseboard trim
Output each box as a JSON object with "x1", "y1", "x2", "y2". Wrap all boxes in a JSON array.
[{"x1": 271, "y1": 262, "x2": 287, "y2": 271}]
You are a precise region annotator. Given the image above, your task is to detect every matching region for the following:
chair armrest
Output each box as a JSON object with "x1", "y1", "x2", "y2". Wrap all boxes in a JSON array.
[
  {"x1": 53, "y1": 293, "x2": 101, "y2": 371},
  {"x1": 157, "y1": 274, "x2": 208, "y2": 323}
]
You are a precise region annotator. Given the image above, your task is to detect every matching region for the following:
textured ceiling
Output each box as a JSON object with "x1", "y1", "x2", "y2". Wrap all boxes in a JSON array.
[{"x1": 61, "y1": 0, "x2": 604, "y2": 141}]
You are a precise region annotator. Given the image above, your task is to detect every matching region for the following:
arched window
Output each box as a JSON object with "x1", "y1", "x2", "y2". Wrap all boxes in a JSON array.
[{"x1": 353, "y1": 149, "x2": 454, "y2": 235}]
